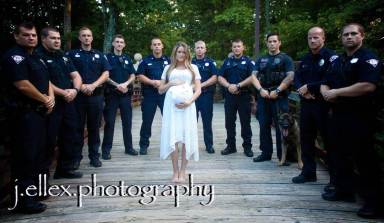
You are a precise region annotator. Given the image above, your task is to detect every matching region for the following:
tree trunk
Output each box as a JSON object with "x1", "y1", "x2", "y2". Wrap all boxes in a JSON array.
[
  {"x1": 102, "y1": 1, "x2": 116, "y2": 54},
  {"x1": 64, "y1": 0, "x2": 72, "y2": 50},
  {"x1": 254, "y1": 0, "x2": 260, "y2": 57}
]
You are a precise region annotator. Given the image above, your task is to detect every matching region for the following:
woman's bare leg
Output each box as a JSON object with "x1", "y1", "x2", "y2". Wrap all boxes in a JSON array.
[
  {"x1": 171, "y1": 143, "x2": 179, "y2": 183},
  {"x1": 179, "y1": 143, "x2": 188, "y2": 183}
]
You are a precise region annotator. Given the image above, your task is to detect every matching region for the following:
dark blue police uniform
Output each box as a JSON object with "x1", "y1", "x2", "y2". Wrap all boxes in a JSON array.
[
  {"x1": 294, "y1": 47, "x2": 335, "y2": 180},
  {"x1": 35, "y1": 46, "x2": 82, "y2": 174},
  {"x1": 219, "y1": 56, "x2": 254, "y2": 154},
  {"x1": 1, "y1": 45, "x2": 50, "y2": 209},
  {"x1": 102, "y1": 53, "x2": 136, "y2": 157},
  {"x1": 136, "y1": 55, "x2": 170, "y2": 152},
  {"x1": 192, "y1": 57, "x2": 217, "y2": 151},
  {"x1": 66, "y1": 48, "x2": 111, "y2": 164},
  {"x1": 323, "y1": 48, "x2": 382, "y2": 208},
  {"x1": 255, "y1": 52, "x2": 294, "y2": 160}
]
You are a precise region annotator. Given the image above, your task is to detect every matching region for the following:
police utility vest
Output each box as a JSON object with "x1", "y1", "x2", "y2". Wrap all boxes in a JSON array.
[{"x1": 255, "y1": 53, "x2": 293, "y2": 90}]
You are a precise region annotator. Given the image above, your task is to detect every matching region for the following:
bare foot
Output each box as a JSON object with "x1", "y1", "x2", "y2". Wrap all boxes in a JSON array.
[
  {"x1": 178, "y1": 171, "x2": 186, "y2": 183},
  {"x1": 172, "y1": 173, "x2": 179, "y2": 183}
]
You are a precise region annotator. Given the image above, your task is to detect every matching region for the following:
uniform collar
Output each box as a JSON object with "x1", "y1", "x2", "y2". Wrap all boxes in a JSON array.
[
  {"x1": 343, "y1": 47, "x2": 364, "y2": 58},
  {"x1": 151, "y1": 54, "x2": 165, "y2": 60},
  {"x1": 79, "y1": 48, "x2": 96, "y2": 53},
  {"x1": 193, "y1": 57, "x2": 206, "y2": 61},
  {"x1": 231, "y1": 55, "x2": 245, "y2": 60},
  {"x1": 38, "y1": 46, "x2": 61, "y2": 57},
  {"x1": 14, "y1": 44, "x2": 31, "y2": 55}
]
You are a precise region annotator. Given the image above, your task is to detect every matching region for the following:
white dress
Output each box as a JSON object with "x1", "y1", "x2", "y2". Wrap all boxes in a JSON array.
[{"x1": 160, "y1": 64, "x2": 201, "y2": 161}]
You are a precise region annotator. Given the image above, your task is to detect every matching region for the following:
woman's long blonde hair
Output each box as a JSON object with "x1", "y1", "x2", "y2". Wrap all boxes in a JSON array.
[{"x1": 165, "y1": 41, "x2": 196, "y2": 83}]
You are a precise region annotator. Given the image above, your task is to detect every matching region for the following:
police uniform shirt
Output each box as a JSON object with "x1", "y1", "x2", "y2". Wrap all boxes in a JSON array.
[
  {"x1": 324, "y1": 48, "x2": 381, "y2": 106},
  {"x1": 35, "y1": 46, "x2": 76, "y2": 90},
  {"x1": 65, "y1": 48, "x2": 111, "y2": 84},
  {"x1": 294, "y1": 47, "x2": 336, "y2": 98},
  {"x1": 192, "y1": 57, "x2": 218, "y2": 92},
  {"x1": 107, "y1": 53, "x2": 135, "y2": 84},
  {"x1": 219, "y1": 56, "x2": 254, "y2": 84},
  {"x1": 135, "y1": 54, "x2": 170, "y2": 95},
  {"x1": 1, "y1": 45, "x2": 49, "y2": 106},
  {"x1": 254, "y1": 52, "x2": 294, "y2": 89}
]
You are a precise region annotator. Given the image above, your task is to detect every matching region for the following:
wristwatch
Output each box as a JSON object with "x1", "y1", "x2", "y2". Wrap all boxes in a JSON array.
[
  {"x1": 275, "y1": 88, "x2": 281, "y2": 95},
  {"x1": 256, "y1": 87, "x2": 262, "y2": 92},
  {"x1": 74, "y1": 88, "x2": 80, "y2": 93},
  {"x1": 236, "y1": 83, "x2": 241, "y2": 89}
]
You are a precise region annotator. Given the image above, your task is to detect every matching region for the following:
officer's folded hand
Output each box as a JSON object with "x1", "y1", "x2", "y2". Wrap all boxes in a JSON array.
[
  {"x1": 228, "y1": 84, "x2": 239, "y2": 94},
  {"x1": 269, "y1": 90, "x2": 279, "y2": 99},
  {"x1": 44, "y1": 94, "x2": 55, "y2": 108},
  {"x1": 298, "y1": 84, "x2": 308, "y2": 96},
  {"x1": 81, "y1": 84, "x2": 93, "y2": 96},
  {"x1": 302, "y1": 92, "x2": 315, "y2": 100},
  {"x1": 322, "y1": 89, "x2": 338, "y2": 102},
  {"x1": 64, "y1": 89, "x2": 76, "y2": 102},
  {"x1": 152, "y1": 80, "x2": 161, "y2": 88},
  {"x1": 260, "y1": 89, "x2": 269, "y2": 98},
  {"x1": 117, "y1": 84, "x2": 128, "y2": 93}
]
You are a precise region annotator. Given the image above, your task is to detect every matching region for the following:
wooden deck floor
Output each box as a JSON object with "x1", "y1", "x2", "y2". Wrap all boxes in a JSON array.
[{"x1": 1, "y1": 103, "x2": 382, "y2": 223}]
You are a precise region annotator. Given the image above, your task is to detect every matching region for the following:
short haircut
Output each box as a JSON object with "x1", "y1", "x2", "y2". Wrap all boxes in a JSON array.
[
  {"x1": 78, "y1": 26, "x2": 91, "y2": 35},
  {"x1": 266, "y1": 32, "x2": 280, "y2": 41},
  {"x1": 14, "y1": 21, "x2": 35, "y2": 35},
  {"x1": 195, "y1": 40, "x2": 206, "y2": 47},
  {"x1": 41, "y1": 27, "x2": 59, "y2": 38},
  {"x1": 232, "y1": 38, "x2": 243, "y2": 44},
  {"x1": 341, "y1": 23, "x2": 365, "y2": 36},
  {"x1": 113, "y1": 34, "x2": 125, "y2": 41},
  {"x1": 151, "y1": 37, "x2": 162, "y2": 44}
]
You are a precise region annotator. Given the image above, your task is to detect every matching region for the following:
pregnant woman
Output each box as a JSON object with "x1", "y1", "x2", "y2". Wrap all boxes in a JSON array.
[{"x1": 158, "y1": 42, "x2": 201, "y2": 183}]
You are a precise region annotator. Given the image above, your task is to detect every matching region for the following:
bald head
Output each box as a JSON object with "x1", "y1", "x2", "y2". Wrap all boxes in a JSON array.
[
  {"x1": 194, "y1": 40, "x2": 207, "y2": 59},
  {"x1": 307, "y1": 26, "x2": 325, "y2": 53}
]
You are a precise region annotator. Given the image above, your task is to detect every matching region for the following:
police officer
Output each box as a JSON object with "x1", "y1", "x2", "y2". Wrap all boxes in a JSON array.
[
  {"x1": 192, "y1": 40, "x2": 217, "y2": 154},
  {"x1": 66, "y1": 27, "x2": 111, "y2": 167},
  {"x1": 101, "y1": 34, "x2": 138, "y2": 159},
  {"x1": 240, "y1": 33, "x2": 294, "y2": 162},
  {"x1": 1, "y1": 22, "x2": 54, "y2": 213},
  {"x1": 136, "y1": 38, "x2": 170, "y2": 155},
  {"x1": 321, "y1": 23, "x2": 383, "y2": 218},
  {"x1": 35, "y1": 27, "x2": 83, "y2": 179},
  {"x1": 292, "y1": 27, "x2": 336, "y2": 186},
  {"x1": 218, "y1": 39, "x2": 254, "y2": 157}
]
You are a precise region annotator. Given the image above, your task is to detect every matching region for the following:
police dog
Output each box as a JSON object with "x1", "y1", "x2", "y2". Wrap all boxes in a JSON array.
[{"x1": 278, "y1": 112, "x2": 303, "y2": 169}]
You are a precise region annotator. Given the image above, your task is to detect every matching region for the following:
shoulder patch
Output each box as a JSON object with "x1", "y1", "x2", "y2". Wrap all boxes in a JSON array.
[
  {"x1": 251, "y1": 61, "x2": 255, "y2": 66},
  {"x1": 329, "y1": 55, "x2": 338, "y2": 63},
  {"x1": 213, "y1": 61, "x2": 217, "y2": 66},
  {"x1": 11, "y1": 55, "x2": 25, "y2": 64},
  {"x1": 366, "y1": 59, "x2": 379, "y2": 68}
]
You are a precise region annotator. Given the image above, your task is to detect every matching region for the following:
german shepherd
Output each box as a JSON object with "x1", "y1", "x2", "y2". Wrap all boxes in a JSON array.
[{"x1": 278, "y1": 112, "x2": 303, "y2": 169}]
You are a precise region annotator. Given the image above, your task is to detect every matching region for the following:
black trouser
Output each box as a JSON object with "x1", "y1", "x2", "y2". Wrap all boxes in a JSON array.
[
  {"x1": 328, "y1": 107, "x2": 382, "y2": 205},
  {"x1": 102, "y1": 93, "x2": 133, "y2": 154},
  {"x1": 139, "y1": 93, "x2": 165, "y2": 149},
  {"x1": 46, "y1": 99, "x2": 82, "y2": 172},
  {"x1": 9, "y1": 109, "x2": 47, "y2": 205},
  {"x1": 224, "y1": 92, "x2": 252, "y2": 150},
  {"x1": 75, "y1": 93, "x2": 104, "y2": 161},
  {"x1": 196, "y1": 91, "x2": 214, "y2": 149},
  {"x1": 300, "y1": 100, "x2": 334, "y2": 181}
]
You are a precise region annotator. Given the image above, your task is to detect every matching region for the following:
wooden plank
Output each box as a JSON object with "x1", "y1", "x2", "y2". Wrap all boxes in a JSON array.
[{"x1": 1, "y1": 104, "x2": 381, "y2": 223}]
